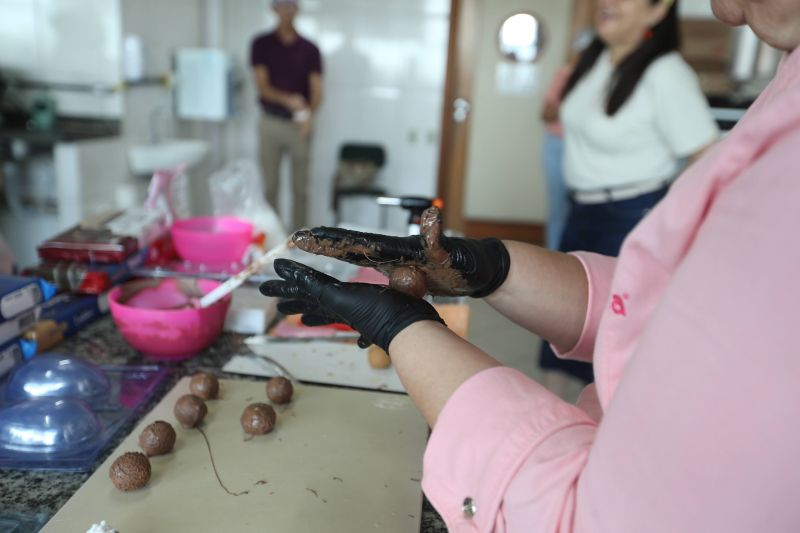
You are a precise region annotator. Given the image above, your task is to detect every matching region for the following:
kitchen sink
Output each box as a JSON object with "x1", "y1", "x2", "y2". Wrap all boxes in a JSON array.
[{"x1": 128, "y1": 139, "x2": 209, "y2": 175}]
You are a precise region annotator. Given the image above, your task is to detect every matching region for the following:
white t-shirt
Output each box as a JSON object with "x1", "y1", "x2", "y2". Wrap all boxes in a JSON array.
[{"x1": 561, "y1": 51, "x2": 718, "y2": 191}]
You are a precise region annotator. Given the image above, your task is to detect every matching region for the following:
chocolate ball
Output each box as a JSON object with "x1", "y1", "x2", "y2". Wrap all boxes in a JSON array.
[
  {"x1": 109, "y1": 452, "x2": 151, "y2": 491},
  {"x1": 138, "y1": 420, "x2": 176, "y2": 457},
  {"x1": 240, "y1": 403, "x2": 276, "y2": 435},
  {"x1": 389, "y1": 266, "x2": 428, "y2": 299},
  {"x1": 189, "y1": 372, "x2": 219, "y2": 400},
  {"x1": 266, "y1": 377, "x2": 294, "y2": 404},
  {"x1": 174, "y1": 394, "x2": 207, "y2": 428}
]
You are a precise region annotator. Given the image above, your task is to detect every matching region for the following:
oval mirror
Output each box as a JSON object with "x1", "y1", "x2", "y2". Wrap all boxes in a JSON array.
[{"x1": 498, "y1": 13, "x2": 544, "y2": 63}]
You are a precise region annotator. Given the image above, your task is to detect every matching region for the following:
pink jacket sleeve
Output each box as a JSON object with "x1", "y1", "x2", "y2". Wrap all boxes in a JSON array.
[
  {"x1": 556, "y1": 252, "x2": 617, "y2": 363},
  {"x1": 422, "y1": 367, "x2": 598, "y2": 532}
]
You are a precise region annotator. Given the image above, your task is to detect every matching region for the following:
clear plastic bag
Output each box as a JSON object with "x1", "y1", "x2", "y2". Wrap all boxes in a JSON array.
[
  {"x1": 144, "y1": 164, "x2": 192, "y2": 225},
  {"x1": 208, "y1": 160, "x2": 287, "y2": 252}
]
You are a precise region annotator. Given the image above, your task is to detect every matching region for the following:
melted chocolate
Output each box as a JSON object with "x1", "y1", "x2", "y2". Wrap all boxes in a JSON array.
[
  {"x1": 418, "y1": 207, "x2": 470, "y2": 295},
  {"x1": 197, "y1": 427, "x2": 249, "y2": 496},
  {"x1": 293, "y1": 206, "x2": 469, "y2": 295}
]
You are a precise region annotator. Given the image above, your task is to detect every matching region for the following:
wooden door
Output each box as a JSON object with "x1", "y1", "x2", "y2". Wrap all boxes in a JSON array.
[{"x1": 437, "y1": 0, "x2": 592, "y2": 243}]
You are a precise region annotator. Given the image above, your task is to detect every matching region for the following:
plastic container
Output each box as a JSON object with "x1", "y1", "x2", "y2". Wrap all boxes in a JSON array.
[
  {"x1": 4, "y1": 355, "x2": 111, "y2": 406},
  {"x1": 170, "y1": 216, "x2": 253, "y2": 265},
  {"x1": 0, "y1": 398, "x2": 102, "y2": 454},
  {"x1": 0, "y1": 356, "x2": 169, "y2": 471},
  {"x1": 108, "y1": 278, "x2": 231, "y2": 360}
]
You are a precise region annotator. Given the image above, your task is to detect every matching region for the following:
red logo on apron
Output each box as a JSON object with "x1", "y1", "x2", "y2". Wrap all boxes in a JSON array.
[{"x1": 611, "y1": 294, "x2": 628, "y2": 316}]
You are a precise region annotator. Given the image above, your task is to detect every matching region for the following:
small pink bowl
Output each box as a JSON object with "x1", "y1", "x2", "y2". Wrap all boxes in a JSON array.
[
  {"x1": 109, "y1": 278, "x2": 231, "y2": 361},
  {"x1": 171, "y1": 216, "x2": 253, "y2": 265}
]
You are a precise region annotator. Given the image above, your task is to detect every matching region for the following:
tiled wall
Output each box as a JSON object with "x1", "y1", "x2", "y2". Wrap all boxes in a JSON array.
[
  {"x1": 218, "y1": 0, "x2": 450, "y2": 229},
  {"x1": 0, "y1": 0, "x2": 123, "y2": 117},
  {"x1": 1, "y1": 0, "x2": 450, "y2": 230}
]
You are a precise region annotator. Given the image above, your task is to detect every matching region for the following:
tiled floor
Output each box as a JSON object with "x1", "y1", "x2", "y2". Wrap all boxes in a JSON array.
[{"x1": 467, "y1": 299, "x2": 586, "y2": 403}]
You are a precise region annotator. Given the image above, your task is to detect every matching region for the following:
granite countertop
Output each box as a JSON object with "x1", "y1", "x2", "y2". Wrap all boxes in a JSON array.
[{"x1": 0, "y1": 316, "x2": 447, "y2": 532}]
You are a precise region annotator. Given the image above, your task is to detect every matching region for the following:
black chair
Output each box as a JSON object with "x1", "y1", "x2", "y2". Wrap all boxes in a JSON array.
[{"x1": 332, "y1": 143, "x2": 387, "y2": 224}]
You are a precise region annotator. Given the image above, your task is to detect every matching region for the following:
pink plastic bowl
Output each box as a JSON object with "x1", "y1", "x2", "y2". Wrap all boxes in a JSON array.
[
  {"x1": 108, "y1": 278, "x2": 231, "y2": 361},
  {"x1": 171, "y1": 216, "x2": 253, "y2": 264}
]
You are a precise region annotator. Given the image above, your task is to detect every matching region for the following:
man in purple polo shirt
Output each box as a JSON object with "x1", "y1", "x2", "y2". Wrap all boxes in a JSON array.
[{"x1": 250, "y1": 0, "x2": 323, "y2": 231}]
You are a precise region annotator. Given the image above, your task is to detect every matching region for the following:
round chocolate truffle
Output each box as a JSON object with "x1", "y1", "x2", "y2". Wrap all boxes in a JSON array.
[
  {"x1": 240, "y1": 403, "x2": 277, "y2": 435},
  {"x1": 138, "y1": 420, "x2": 176, "y2": 456},
  {"x1": 109, "y1": 451, "x2": 151, "y2": 491},
  {"x1": 266, "y1": 376, "x2": 294, "y2": 404},
  {"x1": 389, "y1": 266, "x2": 428, "y2": 299},
  {"x1": 189, "y1": 372, "x2": 219, "y2": 400},
  {"x1": 174, "y1": 394, "x2": 207, "y2": 428}
]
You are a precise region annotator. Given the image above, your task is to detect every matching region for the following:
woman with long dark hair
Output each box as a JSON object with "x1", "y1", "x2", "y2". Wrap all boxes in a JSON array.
[{"x1": 539, "y1": 0, "x2": 719, "y2": 390}]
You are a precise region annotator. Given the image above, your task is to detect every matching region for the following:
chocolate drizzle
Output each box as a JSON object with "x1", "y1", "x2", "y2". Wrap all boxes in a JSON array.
[{"x1": 196, "y1": 427, "x2": 249, "y2": 497}]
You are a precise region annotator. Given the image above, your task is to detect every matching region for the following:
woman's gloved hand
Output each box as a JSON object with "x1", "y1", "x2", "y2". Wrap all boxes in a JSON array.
[
  {"x1": 259, "y1": 259, "x2": 445, "y2": 352},
  {"x1": 291, "y1": 207, "x2": 510, "y2": 298}
]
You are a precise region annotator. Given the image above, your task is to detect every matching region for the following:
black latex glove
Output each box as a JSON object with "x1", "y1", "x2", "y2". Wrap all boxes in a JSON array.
[
  {"x1": 291, "y1": 207, "x2": 510, "y2": 298},
  {"x1": 259, "y1": 258, "x2": 445, "y2": 352}
]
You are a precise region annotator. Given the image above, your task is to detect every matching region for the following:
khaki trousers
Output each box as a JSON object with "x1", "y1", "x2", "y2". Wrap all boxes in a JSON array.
[{"x1": 258, "y1": 113, "x2": 310, "y2": 231}]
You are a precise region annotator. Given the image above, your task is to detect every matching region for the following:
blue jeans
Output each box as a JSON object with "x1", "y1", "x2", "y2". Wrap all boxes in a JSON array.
[
  {"x1": 538, "y1": 186, "x2": 669, "y2": 383},
  {"x1": 542, "y1": 132, "x2": 569, "y2": 250}
]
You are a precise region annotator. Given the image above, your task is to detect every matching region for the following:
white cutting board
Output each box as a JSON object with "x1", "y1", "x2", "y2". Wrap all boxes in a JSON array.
[
  {"x1": 228, "y1": 304, "x2": 471, "y2": 393},
  {"x1": 42, "y1": 378, "x2": 428, "y2": 533},
  {"x1": 233, "y1": 339, "x2": 406, "y2": 392}
]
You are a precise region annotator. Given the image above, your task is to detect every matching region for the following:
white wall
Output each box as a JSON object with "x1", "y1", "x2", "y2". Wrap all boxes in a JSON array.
[
  {"x1": 218, "y1": 0, "x2": 450, "y2": 229},
  {"x1": 0, "y1": 0, "x2": 123, "y2": 117},
  {"x1": 679, "y1": 0, "x2": 716, "y2": 19},
  {"x1": 1, "y1": 0, "x2": 450, "y2": 228},
  {"x1": 120, "y1": 0, "x2": 206, "y2": 145}
]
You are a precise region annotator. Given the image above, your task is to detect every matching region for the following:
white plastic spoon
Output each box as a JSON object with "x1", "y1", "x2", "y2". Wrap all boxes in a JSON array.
[{"x1": 197, "y1": 242, "x2": 289, "y2": 308}]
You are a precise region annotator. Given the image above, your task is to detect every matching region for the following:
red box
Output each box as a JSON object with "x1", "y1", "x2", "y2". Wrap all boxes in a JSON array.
[{"x1": 37, "y1": 226, "x2": 139, "y2": 264}]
